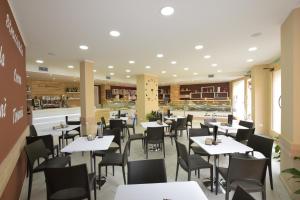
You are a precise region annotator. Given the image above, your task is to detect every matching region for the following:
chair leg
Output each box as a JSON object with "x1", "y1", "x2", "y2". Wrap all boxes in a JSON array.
[
  {"x1": 210, "y1": 167, "x2": 213, "y2": 192},
  {"x1": 122, "y1": 166, "x2": 126, "y2": 184},
  {"x1": 208, "y1": 155, "x2": 210, "y2": 163},
  {"x1": 198, "y1": 169, "x2": 200, "y2": 178},
  {"x1": 93, "y1": 178, "x2": 97, "y2": 200},
  {"x1": 268, "y1": 162, "x2": 274, "y2": 190},
  {"x1": 262, "y1": 186, "x2": 266, "y2": 200},
  {"x1": 129, "y1": 140, "x2": 131, "y2": 155},
  {"x1": 113, "y1": 166, "x2": 115, "y2": 176},
  {"x1": 98, "y1": 165, "x2": 102, "y2": 190},
  {"x1": 188, "y1": 170, "x2": 191, "y2": 181},
  {"x1": 27, "y1": 172, "x2": 33, "y2": 200},
  {"x1": 146, "y1": 143, "x2": 148, "y2": 159},
  {"x1": 163, "y1": 142, "x2": 165, "y2": 158},
  {"x1": 175, "y1": 162, "x2": 179, "y2": 181},
  {"x1": 215, "y1": 169, "x2": 219, "y2": 195},
  {"x1": 133, "y1": 127, "x2": 135, "y2": 134},
  {"x1": 93, "y1": 156, "x2": 96, "y2": 178},
  {"x1": 105, "y1": 166, "x2": 107, "y2": 176}
]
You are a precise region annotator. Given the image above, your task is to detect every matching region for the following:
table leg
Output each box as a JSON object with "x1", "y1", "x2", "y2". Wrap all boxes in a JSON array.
[{"x1": 90, "y1": 151, "x2": 94, "y2": 172}]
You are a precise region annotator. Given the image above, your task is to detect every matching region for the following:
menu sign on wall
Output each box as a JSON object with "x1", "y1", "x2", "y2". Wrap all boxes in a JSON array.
[{"x1": 0, "y1": 0, "x2": 27, "y2": 164}]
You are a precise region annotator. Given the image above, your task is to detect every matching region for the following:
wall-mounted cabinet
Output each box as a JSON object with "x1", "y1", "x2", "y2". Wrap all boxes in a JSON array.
[
  {"x1": 180, "y1": 82, "x2": 230, "y2": 100},
  {"x1": 106, "y1": 86, "x2": 136, "y2": 101}
]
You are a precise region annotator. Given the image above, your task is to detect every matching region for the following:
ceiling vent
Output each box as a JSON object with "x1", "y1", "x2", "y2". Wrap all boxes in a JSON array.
[
  {"x1": 106, "y1": 76, "x2": 111, "y2": 80},
  {"x1": 208, "y1": 74, "x2": 214, "y2": 78},
  {"x1": 38, "y1": 66, "x2": 48, "y2": 72}
]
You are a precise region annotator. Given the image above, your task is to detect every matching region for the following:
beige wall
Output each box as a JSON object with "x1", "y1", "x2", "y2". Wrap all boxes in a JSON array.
[
  {"x1": 136, "y1": 74, "x2": 159, "y2": 122},
  {"x1": 170, "y1": 84, "x2": 180, "y2": 102},
  {"x1": 251, "y1": 65, "x2": 272, "y2": 134},
  {"x1": 280, "y1": 7, "x2": 300, "y2": 199}
]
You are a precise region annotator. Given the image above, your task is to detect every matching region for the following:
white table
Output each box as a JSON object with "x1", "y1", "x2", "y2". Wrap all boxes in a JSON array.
[
  {"x1": 110, "y1": 117, "x2": 129, "y2": 121},
  {"x1": 191, "y1": 135, "x2": 253, "y2": 194},
  {"x1": 140, "y1": 121, "x2": 169, "y2": 129},
  {"x1": 164, "y1": 116, "x2": 185, "y2": 120},
  {"x1": 61, "y1": 136, "x2": 114, "y2": 172},
  {"x1": 114, "y1": 181, "x2": 208, "y2": 200},
  {"x1": 209, "y1": 122, "x2": 248, "y2": 135}
]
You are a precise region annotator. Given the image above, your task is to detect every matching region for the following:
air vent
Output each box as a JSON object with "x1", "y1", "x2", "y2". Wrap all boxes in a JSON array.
[
  {"x1": 38, "y1": 66, "x2": 48, "y2": 72},
  {"x1": 208, "y1": 74, "x2": 214, "y2": 78},
  {"x1": 106, "y1": 76, "x2": 111, "y2": 80}
]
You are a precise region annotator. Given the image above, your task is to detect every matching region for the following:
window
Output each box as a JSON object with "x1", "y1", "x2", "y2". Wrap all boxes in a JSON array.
[
  {"x1": 232, "y1": 79, "x2": 245, "y2": 120},
  {"x1": 272, "y1": 69, "x2": 281, "y2": 134}
]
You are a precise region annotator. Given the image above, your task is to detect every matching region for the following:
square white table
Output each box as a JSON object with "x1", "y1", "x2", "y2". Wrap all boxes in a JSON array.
[
  {"x1": 110, "y1": 117, "x2": 129, "y2": 121},
  {"x1": 114, "y1": 181, "x2": 208, "y2": 200},
  {"x1": 191, "y1": 135, "x2": 253, "y2": 194},
  {"x1": 140, "y1": 121, "x2": 169, "y2": 129},
  {"x1": 164, "y1": 115, "x2": 185, "y2": 121},
  {"x1": 209, "y1": 122, "x2": 248, "y2": 135},
  {"x1": 61, "y1": 136, "x2": 114, "y2": 172}
]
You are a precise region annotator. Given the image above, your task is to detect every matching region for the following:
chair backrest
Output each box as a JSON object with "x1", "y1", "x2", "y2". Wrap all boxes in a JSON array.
[
  {"x1": 65, "y1": 116, "x2": 80, "y2": 125},
  {"x1": 26, "y1": 135, "x2": 55, "y2": 156},
  {"x1": 200, "y1": 123, "x2": 211, "y2": 134},
  {"x1": 186, "y1": 114, "x2": 193, "y2": 123},
  {"x1": 146, "y1": 127, "x2": 164, "y2": 142},
  {"x1": 24, "y1": 140, "x2": 50, "y2": 169},
  {"x1": 228, "y1": 114, "x2": 234, "y2": 125},
  {"x1": 239, "y1": 120, "x2": 254, "y2": 128},
  {"x1": 176, "y1": 117, "x2": 187, "y2": 129},
  {"x1": 122, "y1": 141, "x2": 130, "y2": 166},
  {"x1": 30, "y1": 125, "x2": 38, "y2": 137},
  {"x1": 127, "y1": 159, "x2": 167, "y2": 184},
  {"x1": 235, "y1": 128, "x2": 254, "y2": 142},
  {"x1": 204, "y1": 118, "x2": 217, "y2": 128},
  {"x1": 175, "y1": 140, "x2": 189, "y2": 168},
  {"x1": 247, "y1": 134, "x2": 274, "y2": 159},
  {"x1": 227, "y1": 155, "x2": 268, "y2": 186},
  {"x1": 44, "y1": 164, "x2": 90, "y2": 199},
  {"x1": 189, "y1": 128, "x2": 210, "y2": 147},
  {"x1": 101, "y1": 117, "x2": 106, "y2": 127},
  {"x1": 110, "y1": 119, "x2": 124, "y2": 131},
  {"x1": 103, "y1": 129, "x2": 121, "y2": 149},
  {"x1": 232, "y1": 186, "x2": 255, "y2": 200}
]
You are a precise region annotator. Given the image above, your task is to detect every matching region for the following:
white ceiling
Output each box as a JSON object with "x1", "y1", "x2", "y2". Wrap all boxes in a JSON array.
[{"x1": 10, "y1": 0, "x2": 300, "y2": 85}]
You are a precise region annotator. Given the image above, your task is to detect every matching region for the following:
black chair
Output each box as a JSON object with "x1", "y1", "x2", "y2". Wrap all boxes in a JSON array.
[
  {"x1": 239, "y1": 120, "x2": 254, "y2": 128},
  {"x1": 165, "y1": 120, "x2": 178, "y2": 145},
  {"x1": 200, "y1": 123, "x2": 212, "y2": 135},
  {"x1": 24, "y1": 140, "x2": 71, "y2": 200},
  {"x1": 145, "y1": 127, "x2": 165, "y2": 159},
  {"x1": 65, "y1": 116, "x2": 81, "y2": 125},
  {"x1": 127, "y1": 159, "x2": 167, "y2": 184},
  {"x1": 98, "y1": 141, "x2": 130, "y2": 189},
  {"x1": 44, "y1": 164, "x2": 96, "y2": 200},
  {"x1": 175, "y1": 140, "x2": 213, "y2": 191},
  {"x1": 186, "y1": 114, "x2": 193, "y2": 129},
  {"x1": 126, "y1": 117, "x2": 136, "y2": 134},
  {"x1": 98, "y1": 117, "x2": 109, "y2": 129},
  {"x1": 229, "y1": 128, "x2": 255, "y2": 144},
  {"x1": 188, "y1": 128, "x2": 211, "y2": 162},
  {"x1": 228, "y1": 114, "x2": 234, "y2": 125},
  {"x1": 110, "y1": 119, "x2": 126, "y2": 142},
  {"x1": 216, "y1": 154, "x2": 268, "y2": 200},
  {"x1": 26, "y1": 135, "x2": 58, "y2": 158},
  {"x1": 58, "y1": 126, "x2": 80, "y2": 148},
  {"x1": 29, "y1": 125, "x2": 38, "y2": 137},
  {"x1": 204, "y1": 118, "x2": 217, "y2": 127},
  {"x1": 93, "y1": 129, "x2": 122, "y2": 171},
  {"x1": 126, "y1": 126, "x2": 144, "y2": 155},
  {"x1": 176, "y1": 117, "x2": 187, "y2": 138},
  {"x1": 232, "y1": 186, "x2": 255, "y2": 200},
  {"x1": 247, "y1": 134, "x2": 274, "y2": 190}
]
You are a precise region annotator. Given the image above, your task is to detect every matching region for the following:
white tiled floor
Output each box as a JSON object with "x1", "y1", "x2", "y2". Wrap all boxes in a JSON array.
[{"x1": 20, "y1": 120, "x2": 291, "y2": 200}]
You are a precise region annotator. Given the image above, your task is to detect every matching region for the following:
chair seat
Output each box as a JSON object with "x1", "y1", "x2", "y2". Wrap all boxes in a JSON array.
[
  {"x1": 191, "y1": 146, "x2": 209, "y2": 156},
  {"x1": 231, "y1": 180, "x2": 264, "y2": 192},
  {"x1": 127, "y1": 124, "x2": 135, "y2": 128},
  {"x1": 34, "y1": 156, "x2": 70, "y2": 173},
  {"x1": 93, "y1": 147, "x2": 119, "y2": 157},
  {"x1": 99, "y1": 153, "x2": 122, "y2": 166},
  {"x1": 129, "y1": 134, "x2": 144, "y2": 140},
  {"x1": 59, "y1": 132, "x2": 79, "y2": 139},
  {"x1": 49, "y1": 187, "x2": 87, "y2": 200},
  {"x1": 179, "y1": 154, "x2": 212, "y2": 171}
]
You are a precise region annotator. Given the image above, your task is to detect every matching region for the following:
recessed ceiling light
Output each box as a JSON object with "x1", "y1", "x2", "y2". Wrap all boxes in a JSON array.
[
  {"x1": 110, "y1": 72, "x2": 115, "y2": 76},
  {"x1": 171, "y1": 61, "x2": 177, "y2": 64},
  {"x1": 246, "y1": 59, "x2": 254, "y2": 63},
  {"x1": 129, "y1": 60, "x2": 135, "y2": 64},
  {"x1": 211, "y1": 63, "x2": 218, "y2": 67},
  {"x1": 195, "y1": 45, "x2": 204, "y2": 50},
  {"x1": 204, "y1": 55, "x2": 211, "y2": 59},
  {"x1": 108, "y1": 65, "x2": 114, "y2": 69},
  {"x1": 248, "y1": 47, "x2": 258, "y2": 52},
  {"x1": 217, "y1": 70, "x2": 222, "y2": 73},
  {"x1": 93, "y1": 69, "x2": 97, "y2": 72},
  {"x1": 68, "y1": 65, "x2": 74, "y2": 69},
  {"x1": 161, "y1": 70, "x2": 167, "y2": 74},
  {"x1": 125, "y1": 69, "x2": 131, "y2": 73},
  {"x1": 35, "y1": 60, "x2": 44, "y2": 64},
  {"x1": 126, "y1": 75, "x2": 131, "y2": 78},
  {"x1": 172, "y1": 74, "x2": 177, "y2": 77},
  {"x1": 160, "y1": 6, "x2": 175, "y2": 16},
  {"x1": 145, "y1": 65, "x2": 151, "y2": 69},
  {"x1": 184, "y1": 67, "x2": 189, "y2": 71},
  {"x1": 193, "y1": 72, "x2": 198, "y2": 75},
  {"x1": 26, "y1": 75, "x2": 30, "y2": 78},
  {"x1": 110, "y1": 30, "x2": 120, "y2": 37},
  {"x1": 156, "y1": 54, "x2": 164, "y2": 58},
  {"x1": 79, "y1": 45, "x2": 88, "y2": 50}
]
